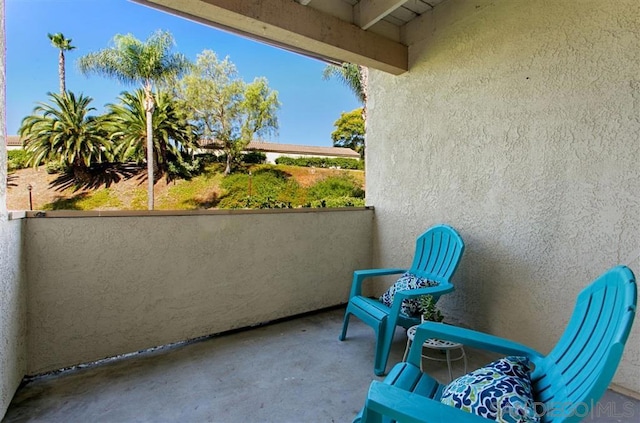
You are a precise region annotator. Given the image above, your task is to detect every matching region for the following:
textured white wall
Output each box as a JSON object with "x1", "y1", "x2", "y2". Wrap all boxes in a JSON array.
[
  {"x1": 0, "y1": 0, "x2": 27, "y2": 418},
  {"x1": 0, "y1": 220, "x2": 26, "y2": 419},
  {"x1": 24, "y1": 210, "x2": 373, "y2": 374},
  {"x1": 366, "y1": 0, "x2": 639, "y2": 393}
]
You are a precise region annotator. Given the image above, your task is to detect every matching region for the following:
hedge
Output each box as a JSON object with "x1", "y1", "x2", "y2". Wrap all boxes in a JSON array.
[{"x1": 275, "y1": 156, "x2": 363, "y2": 170}]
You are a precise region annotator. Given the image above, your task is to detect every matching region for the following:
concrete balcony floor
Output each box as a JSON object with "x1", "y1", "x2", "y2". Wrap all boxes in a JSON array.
[{"x1": 3, "y1": 308, "x2": 639, "y2": 422}]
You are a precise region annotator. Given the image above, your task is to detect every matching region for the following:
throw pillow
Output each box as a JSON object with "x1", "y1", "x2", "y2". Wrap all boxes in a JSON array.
[
  {"x1": 440, "y1": 356, "x2": 539, "y2": 423},
  {"x1": 379, "y1": 272, "x2": 439, "y2": 316}
]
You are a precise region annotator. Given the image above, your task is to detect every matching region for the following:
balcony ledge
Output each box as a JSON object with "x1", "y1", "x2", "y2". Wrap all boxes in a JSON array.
[{"x1": 6, "y1": 206, "x2": 373, "y2": 219}]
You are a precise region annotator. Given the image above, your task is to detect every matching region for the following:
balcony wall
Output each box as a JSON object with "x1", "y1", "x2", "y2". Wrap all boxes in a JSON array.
[
  {"x1": 1, "y1": 0, "x2": 27, "y2": 415},
  {"x1": 0, "y1": 218, "x2": 27, "y2": 419},
  {"x1": 366, "y1": 0, "x2": 640, "y2": 393},
  {"x1": 23, "y1": 209, "x2": 373, "y2": 375}
]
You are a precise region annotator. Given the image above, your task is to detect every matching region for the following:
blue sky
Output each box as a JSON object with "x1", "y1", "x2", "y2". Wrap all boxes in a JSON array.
[{"x1": 6, "y1": 0, "x2": 361, "y2": 146}]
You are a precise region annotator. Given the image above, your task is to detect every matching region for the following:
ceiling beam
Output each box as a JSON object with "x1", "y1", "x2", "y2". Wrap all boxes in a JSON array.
[
  {"x1": 133, "y1": 0, "x2": 408, "y2": 75},
  {"x1": 355, "y1": 0, "x2": 407, "y2": 30}
]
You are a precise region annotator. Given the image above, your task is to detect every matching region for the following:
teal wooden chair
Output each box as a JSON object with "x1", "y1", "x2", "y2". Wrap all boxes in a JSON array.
[
  {"x1": 339, "y1": 225, "x2": 465, "y2": 376},
  {"x1": 356, "y1": 265, "x2": 637, "y2": 423}
]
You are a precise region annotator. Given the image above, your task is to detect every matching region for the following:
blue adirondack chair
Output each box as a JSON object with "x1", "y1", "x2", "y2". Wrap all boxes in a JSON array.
[
  {"x1": 340, "y1": 225, "x2": 465, "y2": 376},
  {"x1": 356, "y1": 265, "x2": 637, "y2": 423}
]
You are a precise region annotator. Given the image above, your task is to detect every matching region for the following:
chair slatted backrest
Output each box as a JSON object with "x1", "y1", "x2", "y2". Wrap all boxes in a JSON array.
[
  {"x1": 409, "y1": 225, "x2": 465, "y2": 283},
  {"x1": 530, "y1": 266, "x2": 636, "y2": 422}
]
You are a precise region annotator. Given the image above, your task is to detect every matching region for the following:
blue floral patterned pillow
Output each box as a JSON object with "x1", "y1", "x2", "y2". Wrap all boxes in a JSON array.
[
  {"x1": 440, "y1": 356, "x2": 539, "y2": 423},
  {"x1": 379, "y1": 272, "x2": 439, "y2": 316}
]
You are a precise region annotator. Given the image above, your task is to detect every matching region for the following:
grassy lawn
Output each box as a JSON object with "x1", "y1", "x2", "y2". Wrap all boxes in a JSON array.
[
  {"x1": 156, "y1": 167, "x2": 224, "y2": 210},
  {"x1": 42, "y1": 189, "x2": 123, "y2": 211}
]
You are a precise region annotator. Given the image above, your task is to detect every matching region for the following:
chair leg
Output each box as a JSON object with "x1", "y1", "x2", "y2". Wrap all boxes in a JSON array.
[
  {"x1": 374, "y1": 322, "x2": 398, "y2": 376},
  {"x1": 360, "y1": 405, "x2": 384, "y2": 423},
  {"x1": 373, "y1": 325, "x2": 390, "y2": 376},
  {"x1": 374, "y1": 357, "x2": 388, "y2": 376},
  {"x1": 339, "y1": 310, "x2": 351, "y2": 341},
  {"x1": 352, "y1": 407, "x2": 365, "y2": 423}
]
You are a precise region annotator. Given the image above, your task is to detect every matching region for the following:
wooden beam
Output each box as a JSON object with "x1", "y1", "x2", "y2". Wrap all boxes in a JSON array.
[
  {"x1": 355, "y1": 0, "x2": 407, "y2": 30},
  {"x1": 133, "y1": 0, "x2": 408, "y2": 74}
]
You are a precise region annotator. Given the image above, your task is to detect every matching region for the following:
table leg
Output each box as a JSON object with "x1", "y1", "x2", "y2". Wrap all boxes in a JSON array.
[{"x1": 402, "y1": 339, "x2": 412, "y2": 362}]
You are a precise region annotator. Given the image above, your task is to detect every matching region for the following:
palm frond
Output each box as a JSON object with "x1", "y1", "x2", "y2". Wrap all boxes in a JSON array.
[
  {"x1": 105, "y1": 88, "x2": 198, "y2": 181},
  {"x1": 322, "y1": 62, "x2": 366, "y2": 104},
  {"x1": 77, "y1": 30, "x2": 191, "y2": 89},
  {"x1": 19, "y1": 91, "x2": 112, "y2": 175}
]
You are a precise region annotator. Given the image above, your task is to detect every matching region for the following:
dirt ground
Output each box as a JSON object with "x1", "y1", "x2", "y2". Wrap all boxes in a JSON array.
[
  {"x1": 7, "y1": 167, "x2": 72, "y2": 210},
  {"x1": 6, "y1": 167, "x2": 189, "y2": 211}
]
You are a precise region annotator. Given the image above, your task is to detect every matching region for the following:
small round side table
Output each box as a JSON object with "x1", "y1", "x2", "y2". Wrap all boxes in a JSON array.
[{"x1": 403, "y1": 325, "x2": 467, "y2": 382}]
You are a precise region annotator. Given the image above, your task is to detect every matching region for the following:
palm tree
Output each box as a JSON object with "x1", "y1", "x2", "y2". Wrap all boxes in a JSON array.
[
  {"x1": 323, "y1": 62, "x2": 368, "y2": 157},
  {"x1": 19, "y1": 92, "x2": 112, "y2": 182},
  {"x1": 322, "y1": 62, "x2": 367, "y2": 104},
  {"x1": 77, "y1": 30, "x2": 190, "y2": 209},
  {"x1": 105, "y1": 89, "x2": 199, "y2": 181},
  {"x1": 47, "y1": 33, "x2": 76, "y2": 95}
]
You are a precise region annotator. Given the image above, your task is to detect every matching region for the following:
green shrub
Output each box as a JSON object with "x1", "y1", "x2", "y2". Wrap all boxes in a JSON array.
[
  {"x1": 218, "y1": 167, "x2": 303, "y2": 209},
  {"x1": 194, "y1": 153, "x2": 222, "y2": 164},
  {"x1": 274, "y1": 156, "x2": 296, "y2": 166},
  {"x1": 7, "y1": 150, "x2": 29, "y2": 171},
  {"x1": 44, "y1": 161, "x2": 69, "y2": 174},
  {"x1": 168, "y1": 157, "x2": 204, "y2": 180},
  {"x1": 242, "y1": 151, "x2": 267, "y2": 164},
  {"x1": 305, "y1": 197, "x2": 365, "y2": 208},
  {"x1": 217, "y1": 167, "x2": 365, "y2": 209},
  {"x1": 307, "y1": 174, "x2": 364, "y2": 201},
  {"x1": 331, "y1": 157, "x2": 364, "y2": 170},
  {"x1": 275, "y1": 156, "x2": 363, "y2": 170}
]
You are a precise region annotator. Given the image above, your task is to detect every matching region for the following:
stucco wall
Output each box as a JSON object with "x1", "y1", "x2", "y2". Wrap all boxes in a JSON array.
[
  {"x1": 0, "y1": 0, "x2": 27, "y2": 418},
  {"x1": 24, "y1": 209, "x2": 373, "y2": 374},
  {"x1": 366, "y1": 0, "x2": 639, "y2": 393},
  {"x1": 0, "y1": 219, "x2": 26, "y2": 420}
]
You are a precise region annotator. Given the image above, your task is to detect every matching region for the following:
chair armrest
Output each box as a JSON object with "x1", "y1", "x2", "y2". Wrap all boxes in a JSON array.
[
  {"x1": 407, "y1": 322, "x2": 544, "y2": 367},
  {"x1": 386, "y1": 284, "x2": 454, "y2": 322},
  {"x1": 394, "y1": 283, "x2": 455, "y2": 301},
  {"x1": 362, "y1": 381, "x2": 490, "y2": 423},
  {"x1": 349, "y1": 268, "x2": 407, "y2": 298}
]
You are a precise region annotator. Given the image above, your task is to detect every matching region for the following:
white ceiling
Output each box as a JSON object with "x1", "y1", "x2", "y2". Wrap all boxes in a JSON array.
[
  {"x1": 339, "y1": 0, "x2": 444, "y2": 26},
  {"x1": 297, "y1": 0, "x2": 446, "y2": 40},
  {"x1": 136, "y1": 0, "x2": 450, "y2": 74}
]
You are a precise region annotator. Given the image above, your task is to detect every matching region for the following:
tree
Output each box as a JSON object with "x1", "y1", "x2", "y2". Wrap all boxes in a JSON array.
[
  {"x1": 179, "y1": 50, "x2": 280, "y2": 175},
  {"x1": 331, "y1": 108, "x2": 365, "y2": 158},
  {"x1": 322, "y1": 62, "x2": 367, "y2": 104},
  {"x1": 323, "y1": 62, "x2": 368, "y2": 156},
  {"x1": 19, "y1": 92, "x2": 112, "y2": 182},
  {"x1": 105, "y1": 89, "x2": 199, "y2": 181},
  {"x1": 48, "y1": 32, "x2": 76, "y2": 95},
  {"x1": 77, "y1": 30, "x2": 190, "y2": 209}
]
